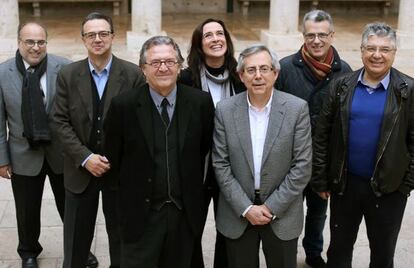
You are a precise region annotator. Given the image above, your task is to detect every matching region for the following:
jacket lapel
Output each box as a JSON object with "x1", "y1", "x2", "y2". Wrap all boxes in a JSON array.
[
  {"x1": 9, "y1": 63, "x2": 23, "y2": 97},
  {"x1": 136, "y1": 85, "x2": 155, "y2": 157},
  {"x1": 76, "y1": 59, "x2": 93, "y2": 122},
  {"x1": 176, "y1": 85, "x2": 191, "y2": 153},
  {"x1": 234, "y1": 94, "x2": 254, "y2": 177},
  {"x1": 45, "y1": 58, "x2": 60, "y2": 113},
  {"x1": 261, "y1": 90, "x2": 285, "y2": 166},
  {"x1": 104, "y1": 56, "x2": 123, "y2": 117}
]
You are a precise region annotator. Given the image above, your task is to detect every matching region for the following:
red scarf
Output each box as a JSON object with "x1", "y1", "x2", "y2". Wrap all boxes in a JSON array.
[{"x1": 301, "y1": 45, "x2": 334, "y2": 80}]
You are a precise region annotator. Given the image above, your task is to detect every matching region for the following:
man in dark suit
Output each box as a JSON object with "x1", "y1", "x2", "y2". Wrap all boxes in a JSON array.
[
  {"x1": 104, "y1": 36, "x2": 215, "y2": 268},
  {"x1": 51, "y1": 12, "x2": 144, "y2": 268},
  {"x1": 0, "y1": 22, "x2": 71, "y2": 268}
]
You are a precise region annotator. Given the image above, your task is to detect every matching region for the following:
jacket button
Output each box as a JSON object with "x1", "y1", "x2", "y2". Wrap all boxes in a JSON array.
[
  {"x1": 148, "y1": 178, "x2": 152, "y2": 183},
  {"x1": 145, "y1": 198, "x2": 150, "y2": 203}
]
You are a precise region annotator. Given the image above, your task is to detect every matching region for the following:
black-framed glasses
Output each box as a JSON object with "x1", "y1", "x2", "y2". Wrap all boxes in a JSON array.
[
  {"x1": 244, "y1": 65, "x2": 273, "y2": 76},
  {"x1": 146, "y1": 59, "x2": 178, "y2": 69},
  {"x1": 362, "y1": 45, "x2": 396, "y2": 55},
  {"x1": 82, "y1": 31, "x2": 113, "y2": 40},
  {"x1": 21, "y1": 39, "x2": 47, "y2": 48},
  {"x1": 304, "y1": 32, "x2": 332, "y2": 41}
]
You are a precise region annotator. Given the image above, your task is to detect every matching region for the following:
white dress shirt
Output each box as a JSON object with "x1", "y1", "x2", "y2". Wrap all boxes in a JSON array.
[{"x1": 248, "y1": 92, "x2": 273, "y2": 190}]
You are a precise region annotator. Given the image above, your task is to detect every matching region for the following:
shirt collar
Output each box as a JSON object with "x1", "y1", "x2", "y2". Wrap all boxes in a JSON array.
[
  {"x1": 149, "y1": 86, "x2": 177, "y2": 107},
  {"x1": 247, "y1": 90, "x2": 273, "y2": 114},
  {"x1": 88, "y1": 56, "x2": 113, "y2": 75},
  {"x1": 358, "y1": 69, "x2": 390, "y2": 91}
]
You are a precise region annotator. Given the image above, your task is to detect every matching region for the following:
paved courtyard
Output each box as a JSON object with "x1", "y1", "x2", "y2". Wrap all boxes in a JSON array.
[{"x1": 1, "y1": 10, "x2": 414, "y2": 268}]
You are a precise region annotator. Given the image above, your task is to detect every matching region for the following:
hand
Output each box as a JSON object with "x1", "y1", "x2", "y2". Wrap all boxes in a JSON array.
[
  {"x1": 85, "y1": 154, "x2": 110, "y2": 177},
  {"x1": 245, "y1": 205, "x2": 273, "y2": 225},
  {"x1": 318, "y1": 191, "x2": 331, "y2": 200},
  {"x1": 0, "y1": 164, "x2": 12, "y2": 179}
]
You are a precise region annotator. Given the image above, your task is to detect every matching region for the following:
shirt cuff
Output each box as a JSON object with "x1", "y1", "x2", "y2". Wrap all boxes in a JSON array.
[
  {"x1": 81, "y1": 154, "x2": 93, "y2": 167},
  {"x1": 242, "y1": 205, "x2": 253, "y2": 217}
]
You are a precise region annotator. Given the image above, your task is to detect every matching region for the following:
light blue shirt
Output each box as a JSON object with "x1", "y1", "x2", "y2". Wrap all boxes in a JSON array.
[
  {"x1": 82, "y1": 57, "x2": 113, "y2": 167},
  {"x1": 357, "y1": 69, "x2": 390, "y2": 94},
  {"x1": 88, "y1": 57, "x2": 113, "y2": 99},
  {"x1": 149, "y1": 86, "x2": 177, "y2": 121}
]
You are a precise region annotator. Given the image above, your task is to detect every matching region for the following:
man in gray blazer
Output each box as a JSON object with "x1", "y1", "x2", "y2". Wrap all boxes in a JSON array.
[
  {"x1": 0, "y1": 22, "x2": 70, "y2": 268},
  {"x1": 212, "y1": 45, "x2": 312, "y2": 268}
]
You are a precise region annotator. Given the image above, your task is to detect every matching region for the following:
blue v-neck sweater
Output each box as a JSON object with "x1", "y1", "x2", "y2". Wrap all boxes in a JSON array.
[{"x1": 348, "y1": 83, "x2": 388, "y2": 178}]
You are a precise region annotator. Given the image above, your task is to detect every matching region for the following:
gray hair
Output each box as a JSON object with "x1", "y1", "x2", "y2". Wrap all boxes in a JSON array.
[
  {"x1": 236, "y1": 45, "x2": 280, "y2": 73},
  {"x1": 139, "y1": 36, "x2": 184, "y2": 67},
  {"x1": 302, "y1": 9, "x2": 334, "y2": 33},
  {"x1": 361, "y1": 22, "x2": 396, "y2": 48}
]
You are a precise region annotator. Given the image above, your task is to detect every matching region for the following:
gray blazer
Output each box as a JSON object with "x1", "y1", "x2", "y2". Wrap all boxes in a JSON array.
[
  {"x1": 212, "y1": 89, "x2": 312, "y2": 240},
  {"x1": 0, "y1": 54, "x2": 70, "y2": 176}
]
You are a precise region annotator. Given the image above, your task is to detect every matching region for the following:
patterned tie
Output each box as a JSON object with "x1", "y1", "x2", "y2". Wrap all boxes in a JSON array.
[{"x1": 161, "y1": 98, "x2": 170, "y2": 126}]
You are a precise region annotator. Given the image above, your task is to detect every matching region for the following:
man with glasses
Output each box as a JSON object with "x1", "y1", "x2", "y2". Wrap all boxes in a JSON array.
[
  {"x1": 103, "y1": 36, "x2": 215, "y2": 267},
  {"x1": 0, "y1": 22, "x2": 72, "y2": 268},
  {"x1": 275, "y1": 9, "x2": 352, "y2": 268},
  {"x1": 212, "y1": 45, "x2": 312, "y2": 268},
  {"x1": 312, "y1": 22, "x2": 414, "y2": 267},
  {"x1": 51, "y1": 12, "x2": 144, "y2": 268}
]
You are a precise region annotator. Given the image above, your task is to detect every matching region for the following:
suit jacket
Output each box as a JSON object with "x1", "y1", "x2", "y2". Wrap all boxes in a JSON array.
[
  {"x1": 103, "y1": 83, "x2": 215, "y2": 242},
  {"x1": 51, "y1": 56, "x2": 144, "y2": 193},
  {"x1": 212, "y1": 90, "x2": 312, "y2": 240},
  {"x1": 0, "y1": 54, "x2": 70, "y2": 176}
]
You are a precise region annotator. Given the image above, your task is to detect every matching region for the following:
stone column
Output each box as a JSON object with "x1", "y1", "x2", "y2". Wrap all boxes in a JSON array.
[
  {"x1": 127, "y1": 0, "x2": 165, "y2": 51},
  {"x1": 0, "y1": 0, "x2": 19, "y2": 53},
  {"x1": 261, "y1": 0, "x2": 302, "y2": 51},
  {"x1": 397, "y1": 0, "x2": 414, "y2": 49}
]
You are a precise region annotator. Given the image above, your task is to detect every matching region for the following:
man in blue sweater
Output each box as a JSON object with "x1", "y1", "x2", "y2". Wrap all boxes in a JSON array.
[{"x1": 312, "y1": 22, "x2": 414, "y2": 268}]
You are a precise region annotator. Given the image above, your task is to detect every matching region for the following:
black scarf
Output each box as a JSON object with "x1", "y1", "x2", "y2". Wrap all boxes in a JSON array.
[{"x1": 15, "y1": 50, "x2": 51, "y2": 148}]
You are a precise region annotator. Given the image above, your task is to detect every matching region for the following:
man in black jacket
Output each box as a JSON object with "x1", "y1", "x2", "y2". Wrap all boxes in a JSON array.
[
  {"x1": 275, "y1": 10, "x2": 351, "y2": 268},
  {"x1": 312, "y1": 22, "x2": 414, "y2": 268}
]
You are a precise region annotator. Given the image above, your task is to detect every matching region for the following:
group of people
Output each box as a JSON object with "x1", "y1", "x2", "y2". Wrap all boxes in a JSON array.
[{"x1": 0, "y1": 8, "x2": 412, "y2": 268}]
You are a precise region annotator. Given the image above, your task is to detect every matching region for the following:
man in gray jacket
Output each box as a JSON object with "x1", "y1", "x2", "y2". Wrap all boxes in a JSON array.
[
  {"x1": 212, "y1": 45, "x2": 312, "y2": 268},
  {"x1": 0, "y1": 22, "x2": 71, "y2": 268}
]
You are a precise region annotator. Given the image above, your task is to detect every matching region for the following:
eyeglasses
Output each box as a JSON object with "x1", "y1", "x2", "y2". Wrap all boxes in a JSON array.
[
  {"x1": 146, "y1": 59, "x2": 178, "y2": 69},
  {"x1": 21, "y1": 39, "x2": 47, "y2": 48},
  {"x1": 244, "y1": 65, "x2": 273, "y2": 76},
  {"x1": 304, "y1": 32, "x2": 332, "y2": 41},
  {"x1": 82, "y1": 31, "x2": 113, "y2": 40},
  {"x1": 362, "y1": 46, "x2": 395, "y2": 55}
]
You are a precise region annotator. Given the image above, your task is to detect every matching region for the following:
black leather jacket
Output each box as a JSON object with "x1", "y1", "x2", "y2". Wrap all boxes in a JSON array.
[{"x1": 312, "y1": 68, "x2": 414, "y2": 196}]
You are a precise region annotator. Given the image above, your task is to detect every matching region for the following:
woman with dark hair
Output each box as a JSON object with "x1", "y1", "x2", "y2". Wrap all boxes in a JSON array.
[{"x1": 179, "y1": 18, "x2": 245, "y2": 268}]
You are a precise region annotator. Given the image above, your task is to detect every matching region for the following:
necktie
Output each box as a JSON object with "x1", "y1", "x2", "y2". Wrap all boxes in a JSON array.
[{"x1": 161, "y1": 98, "x2": 170, "y2": 126}]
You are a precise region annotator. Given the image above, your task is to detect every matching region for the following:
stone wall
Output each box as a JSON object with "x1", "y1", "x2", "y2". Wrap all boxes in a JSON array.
[
  {"x1": 17, "y1": 0, "x2": 400, "y2": 15},
  {"x1": 162, "y1": 0, "x2": 227, "y2": 13}
]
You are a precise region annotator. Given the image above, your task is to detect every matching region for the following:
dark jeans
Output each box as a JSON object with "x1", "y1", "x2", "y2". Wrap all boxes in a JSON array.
[
  {"x1": 63, "y1": 179, "x2": 121, "y2": 268},
  {"x1": 11, "y1": 160, "x2": 65, "y2": 259},
  {"x1": 191, "y1": 181, "x2": 227, "y2": 268},
  {"x1": 327, "y1": 175, "x2": 407, "y2": 268},
  {"x1": 302, "y1": 185, "x2": 328, "y2": 258}
]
